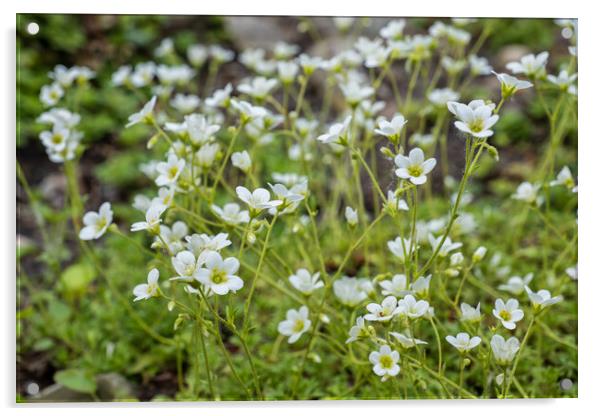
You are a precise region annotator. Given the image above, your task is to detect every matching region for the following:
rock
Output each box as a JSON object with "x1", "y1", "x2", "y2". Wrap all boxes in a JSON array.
[
  {"x1": 30, "y1": 383, "x2": 92, "y2": 402},
  {"x1": 96, "y1": 373, "x2": 136, "y2": 401},
  {"x1": 224, "y1": 16, "x2": 301, "y2": 51}
]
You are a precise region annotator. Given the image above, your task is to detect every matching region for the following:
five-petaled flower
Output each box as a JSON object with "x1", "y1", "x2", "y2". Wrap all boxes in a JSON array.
[
  {"x1": 195, "y1": 251, "x2": 243, "y2": 295},
  {"x1": 490, "y1": 334, "x2": 520, "y2": 366},
  {"x1": 289, "y1": 268, "x2": 324, "y2": 295},
  {"x1": 493, "y1": 298, "x2": 524, "y2": 330},
  {"x1": 447, "y1": 100, "x2": 499, "y2": 138},
  {"x1": 446, "y1": 332, "x2": 482, "y2": 353},
  {"x1": 79, "y1": 202, "x2": 113, "y2": 240},
  {"x1": 369, "y1": 345, "x2": 401, "y2": 381},
  {"x1": 394, "y1": 148, "x2": 437, "y2": 185},
  {"x1": 133, "y1": 269, "x2": 160, "y2": 301},
  {"x1": 278, "y1": 306, "x2": 311, "y2": 343}
]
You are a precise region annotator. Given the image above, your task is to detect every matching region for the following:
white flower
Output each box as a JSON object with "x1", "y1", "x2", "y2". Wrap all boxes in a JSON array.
[
  {"x1": 39, "y1": 125, "x2": 71, "y2": 152},
  {"x1": 493, "y1": 298, "x2": 524, "y2": 330},
  {"x1": 131, "y1": 203, "x2": 167, "y2": 233},
  {"x1": 268, "y1": 183, "x2": 305, "y2": 213},
  {"x1": 297, "y1": 54, "x2": 323, "y2": 76},
  {"x1": 490, "y1": 334, "x2": 520, "y2": 365},
  {"x1": 428, "y1": 234, "x2": 462, "y2": 257},
  {"x1": 512, "y1": 182, "x2": 543, "y2": 205},
  {"x1": 390, "y1": 332, "x2": 428, "y2": 349},
  {"x1": 209, "y1": 45, "x2": 235, "y2": 63},
  {"x1": 387, "y1": 237, "x2": 415, "y2": 262},
  {"x1": 37, "y1": 107, "x2": 81, "y2": 128},
  {"x1": 131, "y1": 62, "x2": 156, "y2": 87},
  {"x1": 238, "y1": 77, "x2": 278, "y2": 100},
  {"x1": 355, "y1": 37, "x2": 383, "y2": 59},
  {"x1": 369, "y1": 345, "x2": 400, "y2": 381},
  {"x1": 156, "y1": 64, "x2": 195, "y2": 85},
  {"x1": 154, "y1": 221, "x2": 189, "y2": 253},
  {"x1": 442, "y1": 56, "x2": 466, "y2": 75},
  {"x1": 155, "y1": 155, "x2": 185, "y2": 187},
  {"x1": 446, "y1": 332, "x2": 482, "y2": 353},
  {"x1": 380, "y1": 19, "x2": 406, "y2": 40},
  {"x1": 333, "y1": 276, "x2": 370, "y2": 307},
  {"x1": 410, "y1": 275, "x2": 432, "y2": 297},
  {"x1": 364, "y1": 47, "x2": 391, "y2": 68},
  {"x1": 317, "y1": 116, "x2": 352, "y2": 145},
  {"x1": 231, "y1": 99, "x2": 269, "y2": 123},
  {"x1": 211, "y1": 203, "x2": 250, "y2": 225},
  {"x1": 133, "y1": 269, "x2": 160, "y2": 301},
  {"x1": 566, "y1": 266, "x2": 577, "y2": 281},
  {"x1": 187, "y1": 44, "x2": 208, "y2": 66},
  {"x1": 428, "y1": 88, "x2": 460, "y2": 107},
  {"x1": 274, "y1": 41, "x2": 299, "y2": 60},
  {"x1": 524, "y1": 286, "x2": 563, "y2": 311},
  {"x1": 40, "y1": 83, "x2": 64, "y2": 107},
  {"x1": 469, "y1": 55, "x2": 492, "y2": 76},
  {"x1": 231, "y1": 151, "x2": 252, "y2": 173},
  {"x1": 460, "y1": 302, "x2": 481, "y2": 323},
  {"x1": 364, "y1": 296, "x2": 402, "y2": 322},
  {"x1": 170, "y1": 250, "x2": 202, "y2": 282},
  {"x1": 289, "y1": 269, "x2": 324, "y2": 295},
  {"x1": 185, "y1": 233, "x2": 231, "y2": 257},
  {"x1": 379, "y1": 274, "x2": 411, "y2": 297},
  {"x1": 384, "y1": 191, "x2": 409, "y2": 212},
  {"x1": 196, "y1": 143, "x2": 220, "y2": 168},
  {"x1": 345, "y1": 206, "x2": 358, "y2": 226},
  {"x1": 450, "y1": 252, "x2": 464, "y2": 266},
  {"x1": 79, "y1": 202, "x2": 113, "y2": 240},
  {"x1": 126, "y1": 96, "x2": 157, "y2": 128},
  {"x1": 374, "y1": 114, "x2": 407, "y2": 140},
  {"x1": 394, "y1": 148, "x2": 436, "y2": 185},
  {"x1": 236, "y1": 186, "x2": 282, "y2": 215},
  {"x1": 185, "y1": 114, "x2": 220, "y2": 145},
  {"x1": 170, "y1": 94, "x2": 200, "y2": 114},
  {"x1": 278, "y1": 306, "x2": 311, "y2": 343},
  {"x1": 277, "y1": 62, "x2": 298, "y2": 84},
  {"x1": 492, "y1": 71, "x2": 533, "y2": 98},
  {"x1": 346, "y1": 316, "x2": 369, "y2": 344},
  {"x1": 498, "y1": 273, "x2": 534, "y2": 295},
  {"x1": 397, "y1": 294, "x2": 429, "y2": 319},
  {"x1": 340, "y1": 81, "x2": 374, "y2": 107},
  {"x1": 153, "y1": 186, "x2": 175, "y2": 208},
  {"x1": 195, "y1": 251, "x2": 243, "y2": 295},
  {"x1": 547, "y1": 70, "x2": 577, "y2": 95},
  {"x1": 447, "y1": 100, "x2": 499, "y2": 138},
  {"x1": 112, "y1": 65, "x2": 132, "y2": 86},
  {"x1": 550, "y1": 166, "x2": 575, "y2": 189},
  {"x1": 155, "y1": 38, "x2": 174, "y2": 57},
  {"x1": 48, "y1": 65, "x2": 77, "y2": 87},
  {"x1": 205, "y1": 83, "x2": 233, "y2": 108},
  {"x1": 506, "y1": 52, "x2": 549, "y2": 78}
]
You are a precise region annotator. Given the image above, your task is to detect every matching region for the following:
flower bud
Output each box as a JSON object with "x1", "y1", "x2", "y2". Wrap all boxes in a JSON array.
[{"x1": 473, "y1": 246, "x2": 487, "y2": 263}]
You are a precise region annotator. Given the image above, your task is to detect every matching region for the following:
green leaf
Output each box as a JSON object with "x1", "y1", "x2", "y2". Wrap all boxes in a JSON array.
[
  {"x1": 54, "y1": 369, "x2": 97, "y2": 394},
  {"x1": 59, "y1": 262, "x2": 97, "y2": 297}
]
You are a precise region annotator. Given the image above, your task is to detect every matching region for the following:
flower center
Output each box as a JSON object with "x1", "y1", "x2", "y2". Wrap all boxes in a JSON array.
[
  {"x1": 96, "y1": 217, "x2": 107, "y2": 231},
  {"x1": 210, "y1": 269, "x2": 227, "y2": 284},
  {"x1": 184, "y1": 264, "x2": 195, "y2": 276},
  {"x1": 168, "y1": 165, "x2": 180, "y2": 179},
  {"x1": 379, "y1": 355, "x2": 393, "y2": 369},
  {"x1": 468, "y1": 119, "x2": 484, "y2": 132},
  {"x1": 52, "y1": 134, "x2": 64, "y2": 144},
  {"x1": 293, "y1": 319, "x2": 305, "y2": 332},
  {"x1": 407, "y1": 164, "x2": 423, "y2": 177},
  {"x1": 499, "y1": 310, "x2": 511, "y2": 321}
]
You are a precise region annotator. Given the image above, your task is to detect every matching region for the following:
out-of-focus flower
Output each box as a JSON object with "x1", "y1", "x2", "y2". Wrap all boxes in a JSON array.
[
  {"x1": 79, "y1": 202, "x2": 113, "y2": 240},
  {"x1": 278, "y1": 306, "x2": 311, "y2": 343}
]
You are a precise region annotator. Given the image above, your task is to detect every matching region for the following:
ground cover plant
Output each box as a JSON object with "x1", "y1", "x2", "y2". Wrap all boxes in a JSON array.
[{"x1": 16, "y1": 15, "x2": 578, "y2": 401}]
